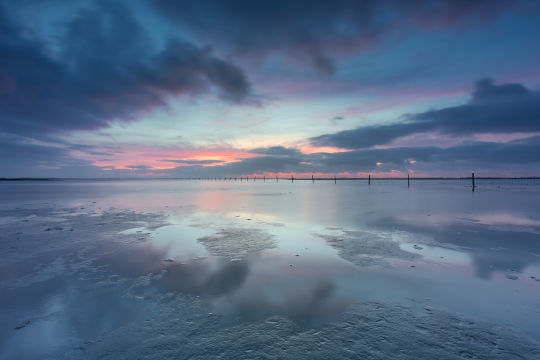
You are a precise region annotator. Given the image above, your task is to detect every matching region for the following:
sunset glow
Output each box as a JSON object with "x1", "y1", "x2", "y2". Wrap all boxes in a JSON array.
[{"x1": 1, "y1": 0, "x2": 539, "y2": 178}]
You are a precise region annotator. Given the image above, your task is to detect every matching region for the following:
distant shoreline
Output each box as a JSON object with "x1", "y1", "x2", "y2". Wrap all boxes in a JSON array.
[
  {"x1": 1, "y1": 177, "x2": 539, "y2": 181},
  {"x1": 0, "y1": 178, "x2": 52, "y2": 181}
]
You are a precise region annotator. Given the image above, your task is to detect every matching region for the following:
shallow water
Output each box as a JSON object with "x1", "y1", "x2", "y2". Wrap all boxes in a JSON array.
[{"x1": 1, "y1": 179, "x2": 540, "y2": 359}]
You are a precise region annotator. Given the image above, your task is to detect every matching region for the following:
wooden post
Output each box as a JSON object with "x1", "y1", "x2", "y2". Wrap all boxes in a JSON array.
[
  {"x1": 291, "y1": 175, "x2": 294, "y2": 183},
  {"x1": 472, "y1": 172, "x2": 475, "y2": 192},
  {"x1": 312, "y1": 174, "x2": 314, "y2": 184},
  {"x1": 408, "y1": 174, "x2": 410, "y2": 188},
  {"x1": 276, "y1": 176, "x2": 278, "y2": 182},
  {"x1": 264, "y1": 176, "x2": 265, "y2": 182},
  {"x1": 368, "y1": 174, "x2": 371, "y2": 185},
  {"x1": 334, "y1": 175, "x2": 336, "y2": 184}
]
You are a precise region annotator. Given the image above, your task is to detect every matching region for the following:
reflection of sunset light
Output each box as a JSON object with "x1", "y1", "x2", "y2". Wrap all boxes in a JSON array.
[
  {"x1": 376, "y1": 162, "x2": 382, "y2": 166},
  {"x1": 397, "y1": 212, "x2": 540, "y2": 231},
  {"x1": 474, "y1": 214, "x2": 540, "y2": 227}
]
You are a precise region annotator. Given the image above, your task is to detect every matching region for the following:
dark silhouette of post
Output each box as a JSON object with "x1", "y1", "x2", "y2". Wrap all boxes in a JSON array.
[
  {"x1": 291, "y1": 175, "x2": 294, "y2": 183},
  {"x1": 472, "y1": 172, "x2": 476, "y2": 192},
  {"x1": 312, "y1": 174, "x2": 314, "y2": 184},
  {"x1": 334, "y1": 175, "x2": 336, "y2": 184},
  {"x1": 276, "y1": 176, "x2": 278, "y2": 182},
  {"x1": 368, "y1": 174, "x2": 371, "y2": 185},
  {"x1": 264, "y1": 176, "x2": 266, "y2": 182},
  {"x1": 408, "y1": 174, "x2": 410, "y2": 188}
]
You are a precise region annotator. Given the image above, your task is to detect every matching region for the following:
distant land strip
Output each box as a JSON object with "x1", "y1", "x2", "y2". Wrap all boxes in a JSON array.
[{"x1": 1, "y1": 177, "x2": 539, "y2": 181}]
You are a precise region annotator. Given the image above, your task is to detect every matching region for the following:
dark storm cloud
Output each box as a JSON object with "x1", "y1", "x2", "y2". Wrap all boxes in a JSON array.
[
  {"x1": 0, "y1": 1, "x2": 251, "y2": 137},
  {"x1": 151, "y1": 0, "x2": 515, "y2": 73},
  {"x1": 311, "y1": 79, "x2": 540, "y2": 149}
]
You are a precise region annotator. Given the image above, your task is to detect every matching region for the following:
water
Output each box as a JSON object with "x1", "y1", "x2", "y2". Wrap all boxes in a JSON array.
[{"x1": 1, "y1": 179, "x2": 540, "y2": 359}]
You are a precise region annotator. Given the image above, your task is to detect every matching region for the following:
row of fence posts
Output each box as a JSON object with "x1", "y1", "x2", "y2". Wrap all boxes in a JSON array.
[{"x1": 197, "y1": 172, "x2": 478, "y2": 191}]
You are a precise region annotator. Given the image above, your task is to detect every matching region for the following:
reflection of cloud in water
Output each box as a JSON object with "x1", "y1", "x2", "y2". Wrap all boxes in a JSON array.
[
  {"x1": 472, "y1": 213, "x2": 540, "y2": 232},
  {"x1": 94, "y1": 244, "x2": 250, "y2": 298},
  {"x1": 92, "y1": 242, "x2": 347, "y2": 325},
  {"x1": 397, "y1": 212, "x2": 540, "y2": 233},
  {"x1": 157, "y1": 260, "x2": 249, "y2": 297},
  {"x1": 376, "y1": 216, "x2": 540, "y2": 279},
  {"x1": 226, "y1": 280, "x2": 350, "y2": 325},
  {"x1": 0, "y1": 277, "x2": 149, "y2": 359}
]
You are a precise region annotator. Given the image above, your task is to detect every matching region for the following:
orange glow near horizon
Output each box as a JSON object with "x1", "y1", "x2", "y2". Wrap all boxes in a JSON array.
[
  {"x1": 298, "y1": 145, "x2": 350, "y2": 154},
  {"x1": 70, "y1": 142, "x2": 354, "y2": 172},
  {"x1": 70, "y1": 147, "x2": 259, "y2": 170}
]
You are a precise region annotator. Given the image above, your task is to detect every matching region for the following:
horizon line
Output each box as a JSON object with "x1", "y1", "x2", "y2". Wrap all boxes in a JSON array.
[{"x1": 2, "y1": 176, "x2": 540, "y2": 181}]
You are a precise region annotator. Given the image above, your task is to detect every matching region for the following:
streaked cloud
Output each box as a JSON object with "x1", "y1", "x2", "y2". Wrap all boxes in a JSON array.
[{"x1": 310, "y1": 79, "x2": 540, "y2": 149}]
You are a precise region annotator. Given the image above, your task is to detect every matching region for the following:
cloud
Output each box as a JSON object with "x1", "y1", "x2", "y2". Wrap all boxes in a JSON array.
[
  {"x1": 0, "y1": 1, "x2": 251, "y2": 138},
  {"x1": 159, "y1": 135, "x2": 540, "y2": 177},
  {"x1": 160, "y1": 159, "x2": 226, "y2": 165},
  {"x1": 151, "y1": 0, "x2": 516, "y2": 73},
  {"x1": 0, "y1": 134, "x2": 100, "y2": 177},
  {"x1": 330, "y1": 116, "x2": 345, "y2": 125},
  {"x1": 125, "y1": 165, "x2": 153, "y2": 170},
  {"x1": 6, "y1": 133, "x2": 540, "y2": 178},
  {"x1": 311, "y1": 79, "x2": 540, "y2": 149},
  {"x1": 248, "y1": 146, "x2": 303, "y2": 156}
]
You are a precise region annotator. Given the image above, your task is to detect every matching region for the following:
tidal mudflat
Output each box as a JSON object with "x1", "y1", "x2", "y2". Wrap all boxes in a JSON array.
[{"x1": 1, "y1": 179, "x2": 540, "y2": 359}]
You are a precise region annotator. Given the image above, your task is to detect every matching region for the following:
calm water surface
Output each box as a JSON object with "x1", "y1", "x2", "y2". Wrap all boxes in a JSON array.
[{"x1": 1, "y1": 179, "x2": 539, "y2": 359}]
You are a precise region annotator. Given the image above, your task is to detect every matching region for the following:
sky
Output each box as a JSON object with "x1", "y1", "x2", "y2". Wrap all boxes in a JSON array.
[{"x1": 1, "y1": 0, "x2": 540, "y2": 178}]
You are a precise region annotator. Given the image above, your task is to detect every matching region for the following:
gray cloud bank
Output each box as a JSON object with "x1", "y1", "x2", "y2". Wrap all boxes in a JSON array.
[
  {"x1": 310, "y1": 79, "x2": 540, "y2": 149},
  {"x1": 0, "y1": 1, "x2": 251, "y2": 138},
  {"x1": 3, "y1": 78, "x2": 540, "y2": 178},
  {"x1": 151, "y1": 0, "x2": 523, "y2": 74}
]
